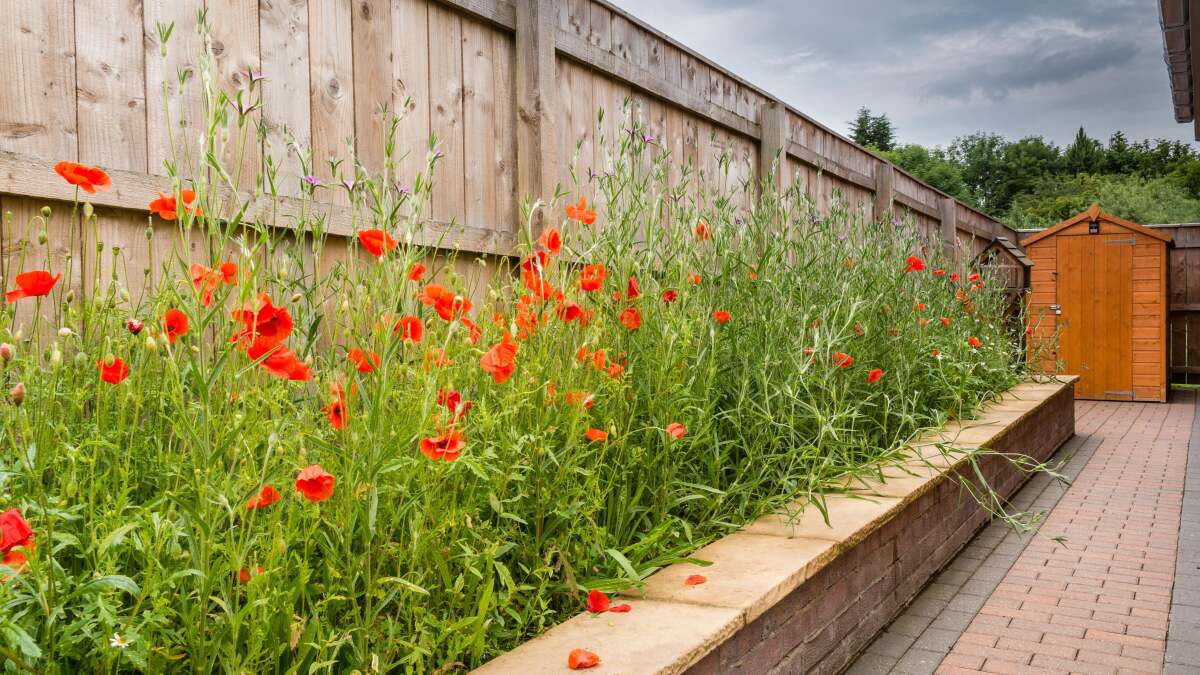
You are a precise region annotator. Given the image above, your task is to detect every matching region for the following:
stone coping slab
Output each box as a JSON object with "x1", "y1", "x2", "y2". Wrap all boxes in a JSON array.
[{"x1": 473, "y1": 377, "x2": 1077, "y2": 675}]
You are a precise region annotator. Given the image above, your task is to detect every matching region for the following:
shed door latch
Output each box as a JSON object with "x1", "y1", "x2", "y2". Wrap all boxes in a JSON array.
[{"x1": 1104, "y1": 238, "x2": 1137, "y2": 244}]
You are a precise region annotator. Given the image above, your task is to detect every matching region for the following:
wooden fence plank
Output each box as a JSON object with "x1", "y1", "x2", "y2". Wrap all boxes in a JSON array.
[
  {"x1": 428, "y1": 3, "x2": 466, "y2": 224},
  {"x1": 76, "y1": 0, "x2": 148, "y2": 173},
  {"x1": 462, "y1": 17, "x2": 498, "y2": 233},
  {"x1": 144, "y1": 0, "x2": 204, "y2": 177},
  {"x1": 393, "y1": 0, "x2": 432, "y2": 193},
  {"x1": 308, "y1": 0, "x2": 355, "y2": 205},
  {"x1": 515, "y1": 0, "x2": 558, "y2": 233},
  {"x1": 207, "y1": 0, "x2": 262, "y2": 189},
  {"x1": 351, "y1": 0, "x2": 394, "y2": 173},
  {"x1": 260, "y1": 0, "x2": 312, "y2": 198},
  {"x1": 0, "y1": 0, "x2": 78, "y2": 160}
]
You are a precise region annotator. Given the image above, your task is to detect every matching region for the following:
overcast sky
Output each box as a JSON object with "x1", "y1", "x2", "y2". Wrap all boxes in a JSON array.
[{"x1": 613, "y1": 0, "x2": 1195, "y2": 149}]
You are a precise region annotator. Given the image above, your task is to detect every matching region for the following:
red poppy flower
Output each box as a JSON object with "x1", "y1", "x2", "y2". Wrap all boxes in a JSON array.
[
  {"x1": 407, "y1": 262, "x2": 426, "y2": 281},
  {"x1": 5, "y1": 270, "x2": 60, "y2": 303},
  {"x1": 932, "y1": 268, "x2": 946, "y2": 276},
  {"x1": 695, "y1": 219, "x2": 711, "y2": 241},
  {"x1": 480, "y1": 333, "x2": 518, "y2": 384},
  {"x1": 420, "y1": 428, "x2": 466, "y2": 461},
  {"x1": 461, "y1": 318, "x2": 483, "y2": 344},
  {"x1": 522, "y1": 268, "x2": 556, "y2": 300},
  {"x1": 566, "y1": 197, "x2": 596, "y2": 224},
  {"x1": 348, "y1": 348, "x2": 380, "y2": 373},
  {"x1": 940, "y1": 317, "x2": 951, "y2": 327},
  {"x1": 358, "y1": 229, "x2": 397, "y2": 257},
  {"x1": 666, "y1": 422, "x2": 686, "y2": 440},
  {"x1": 712, "y1": 310, "x2": 731, "y2": 324},
  {"x1": 246, "y1": 485, "x2": 281, "y2": 510},
  {"x1": 325, "y1": 386, "x2": 348, "y2": 429},
  {"x1": 567, "y1": 649, "x2": 601, "y2": 670},
  {"x1": 0, "y1": 509, "x2": 33, "y2": 554},
  {"x1": 968, "y1": 273, "x2": 980, "y2": 283},
  {"x1": 418, "y1": 284, "x2": 472, "y2": 322},
  {"x1": 832, "y1": 352, "x2": 854, "y2": 369},
  {"x1": 424, "y1": 349, "x2": 453, "y2": 370},
  {"x1": 914, "y1": 303, "x2": 926, "y2": 312},
  {"x1": 232, "y1": 293, "x2": 294, "y2": 350},
  {"x1": 579, "y1": 264, "x2": 607, "y2": 292},
  {"x1": 394, "y1": 316, "x2": 424, "y2": 343},
  {"x1": 54, "y1": 161, "x2": 111, "y2": 193},
  {"x1": 148, "y1": 190, "x2": 201, "y2": 220},
  {"x1": 295, "y1": 465, "x2": 335, "y2": 502},
  {"x1": 867, "y1": 368, "x2": 885, "y2": 384},
  {"x1": 246, "y1": 343, "x2": 311, "y2": 381},
  {"x1": 564, "y1": 390, "x2": 594, "y2": 408},
  {"x1": 607, "y1": 362, "x2": 625, "y2": 379},
  {"x1": 538, "y1": 227, "x2": 562, "y2": 254},
  {"x1": 905, "y1": 256, "x2": 924, "y2": 272},
  {"x1": 968, "y1": 336, "x2": 982, "y2": 349},
  {"x1": 620, "y1": 307, "x2": 641, "y2": 331},
  {"x1": 662, "y1": 289, "x2": 679, "y2": 304},
  {"x1": 3, "y1": 549, "x2": 28, "y2": 571},
  {"x1": 689, "y1": 273, "x2": 702, "y2": 285},
  {"x1": 238, "y1": 566, "x2": 265, "y2": 583},
  {"x1": 685, "y1": 574, "x2": 707, "y2": 586},
  {"x1": 97, "y1": 357, "x2": 130, "y2": 385},
  {"x1": 126, "y1": 318, "x2": 144, "y2": 335},
  {"x1": 163, "y1": 308, "x2": 189, "y2": 344},
  {"x1": 932, "y1": 348, "x2": 942, "y2": 357},
  {"x1": 626, "y1": 276, "x2": 641, "y2": 300},
  {"x1": 557, "y1": 301, "x2": 584, "y2": 323},
  {"x1": 949, "y1": 273, "x2": 961, "y2": 282},
  {"x1": 585, "y1": 428, "x2": 608, "y2": 442},
  {"x1": 190, "y1": 262, "x2": 236, "y2": 307}
]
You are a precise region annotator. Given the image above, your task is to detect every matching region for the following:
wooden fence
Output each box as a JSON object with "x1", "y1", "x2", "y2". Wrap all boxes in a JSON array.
[
  {"x1": 1151, "y1": 223, "x2": 1200, "y2": 384},
  {"x1": 0, "y1": 0, "x2": 1016, "y2": 299}
]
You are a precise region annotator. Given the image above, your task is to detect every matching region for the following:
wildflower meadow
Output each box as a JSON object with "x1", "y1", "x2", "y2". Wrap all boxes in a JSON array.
[{"x1": 0, "y1": 19, "x2": 1029, "y2": 673}]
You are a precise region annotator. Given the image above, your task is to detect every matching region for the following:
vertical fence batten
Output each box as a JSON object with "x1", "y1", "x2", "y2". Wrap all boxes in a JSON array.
[{"x1": 0, "y1": 0, "x2": 1016, "y2": 264}]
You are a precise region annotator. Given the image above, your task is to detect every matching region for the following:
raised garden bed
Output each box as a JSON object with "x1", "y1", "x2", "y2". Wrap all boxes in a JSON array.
[{"x1": 475, "y1": 377, "x2": 1077, "y2": 674}]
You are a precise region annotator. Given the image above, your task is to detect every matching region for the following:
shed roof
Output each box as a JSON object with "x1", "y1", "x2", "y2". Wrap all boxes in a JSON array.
[
  {"x1": 978, "y1": 236, "x2": 1034, "y2": 268},
  {"x1": 1159, "y1": 0, "x2": 1198, "y2": 138},
  {"x1": 1019, "y1": 203, "x2": 1174, "y2": 247}
]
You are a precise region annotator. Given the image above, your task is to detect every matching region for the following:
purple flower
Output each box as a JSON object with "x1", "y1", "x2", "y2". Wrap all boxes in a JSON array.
[
  {"x1": 642, "y1": 133, "x2": 657, "y2": 144},
  {"x1": 242, "y1": 70, "x2": 267, "y2": 84},
  {"x1": 397, "y1": 184, "x2": 411, "y2": 195},
  {"x1": 303, "y1": 175, "x2": 323, "y2": 187},
  {"x1": 231, "y1": 98, "x2": 259, "y2": 116},
  {"x1": 891, "y1": 216, "x2": 902, "y2": 226},
  {"x1": 341, "y1": 177, "x2": 357, "y2": 191}
]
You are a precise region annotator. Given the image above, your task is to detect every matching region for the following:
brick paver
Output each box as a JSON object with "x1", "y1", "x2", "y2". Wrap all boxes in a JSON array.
[{"x1": 846, "y1": 394, "x2": 1197, "y2": 675}]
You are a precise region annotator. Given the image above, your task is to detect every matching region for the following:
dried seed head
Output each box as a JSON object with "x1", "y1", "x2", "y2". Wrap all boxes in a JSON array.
[{"x1": 10, "y1": 382, "x2": 24, "y2": 405}]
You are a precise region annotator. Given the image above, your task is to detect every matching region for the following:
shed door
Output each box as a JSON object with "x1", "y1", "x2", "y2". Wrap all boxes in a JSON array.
[{"x1": 1056, "y1": 234, "x2": 1133, "y2": 400}]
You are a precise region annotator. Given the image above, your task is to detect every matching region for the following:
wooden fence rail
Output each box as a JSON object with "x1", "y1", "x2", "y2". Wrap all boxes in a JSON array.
[{"x1": 0, "y1": 0, "x2": 1015, "y2": 292}]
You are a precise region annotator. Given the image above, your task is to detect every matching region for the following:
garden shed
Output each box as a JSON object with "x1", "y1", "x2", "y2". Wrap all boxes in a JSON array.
[{"x1": 1023, "y1": 204, "x2": 1172, "y2": 402}]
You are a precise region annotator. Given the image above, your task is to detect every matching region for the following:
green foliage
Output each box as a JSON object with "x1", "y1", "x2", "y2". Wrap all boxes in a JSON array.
[
  {"x1": 849, "y1": 107, "x2": 896, "y2": 152},
  {"x1": 1005, "y1": 173, "x2": 1200, "y2": 228},
  {"x1": 854, "y1": 109, "x2": 1200, "y2": 226}
]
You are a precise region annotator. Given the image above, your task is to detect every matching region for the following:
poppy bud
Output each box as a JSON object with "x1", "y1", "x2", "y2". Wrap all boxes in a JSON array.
[
  {"x1": 58, "y1": 327, "x2": 73, "y2": 338},
  {"x1": 291, "y1": 292, "x2": 302, "y2": 304},
  {"x1": 126, "y1": 318, "x2": 144, "y2": 335},
  {"x1": 82, "y1": 202, "x2": 94, "y2": 219},
  {"x1": 145, "y1": 335, "x2": 158, "y2": 351},
  {"x1": 96, "y1": 241, "x2": 104, "y2": 253},
  {"x1": 10, "y1": 382, "x2": 24, "y2": 405},
  {"x1": 0, "y1": 343, "x2": 12, "y2": 362},
  {"x1": 74, "y1": 352, "x2": 89, "y2": 368},
  {"x1": 40, "y1": 206, "x2": 52, "y2": 218},
  {"x1": 64, "y1": 290, "x2": 74, "y2": 303},
  {"x1": 119, "y1": 287, "x2": 129, "y2": 302},
  {"x1": 49, "y1": 347, "x2": 61, "y2": 367},
  {"x1": 145, "y1": 226, "x2": 154, "y2": 240},
  {"x1": 12, "y1": 328, "x2": 22, "y2": 341},
  {"x1": 37, "y1": 230, "x2": 48, "y2": 245}
]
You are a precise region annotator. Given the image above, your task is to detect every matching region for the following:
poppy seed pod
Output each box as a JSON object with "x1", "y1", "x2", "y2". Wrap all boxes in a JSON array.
[
  {"x1": 0, "y1": 343, "x2": 12, "y2": 362},
  {"x1": 58, "y1": 327, "x2": 72, "y2": 338},
  {"x1": 11, "y1": 382, "x2": 25, "y2": 405},
  {"x1": 49, "y1": 347, "x2": 61, "y2": 368},
  {"x1": 40, "y1": 206, "x2": 52, "y2": 218},
  {"x1": 37, "y1": 230, "x2": 48, "y2": 245}
]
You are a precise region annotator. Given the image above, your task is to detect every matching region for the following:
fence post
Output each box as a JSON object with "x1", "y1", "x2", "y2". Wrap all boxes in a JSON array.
[
  {"x1": 940, "y1": 196, "x2": 959, "y2": 261},
  {"x1": 873, "y1": 162, "x2": 894, "y2": 222},
  {"x1": 758, "y1": 99, "x2": 788, "y2": 197},
  {"x1": 515, "y1": 0, "x2": 558, "y2": 239}
]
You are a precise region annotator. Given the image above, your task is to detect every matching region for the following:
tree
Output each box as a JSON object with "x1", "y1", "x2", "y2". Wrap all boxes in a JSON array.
[
  {"x1": 883, "y1": 144, "x2": 973, "y2": 204},
  {"x1": 848, "y1": 107, "x2": 896, "y2": 151},
  {"x1": 948, "y1": 133, "x2": 1007, "y2": 211},
  {"x1": 1062, "y1": 127, "x2": 1104, "y2": 175}
]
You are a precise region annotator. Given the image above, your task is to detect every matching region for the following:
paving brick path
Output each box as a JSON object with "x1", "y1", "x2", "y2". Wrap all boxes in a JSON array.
[{"x1": 847, "y1": 394, "x2": 1197, "y2": 675}]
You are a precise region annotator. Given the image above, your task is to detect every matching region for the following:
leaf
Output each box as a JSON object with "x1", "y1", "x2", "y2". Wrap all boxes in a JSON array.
[
  {"x1": 3, "y1": 623, "x2": 41, "y2": 659},
  {"x1": 604, "y1": 548, "x2": 643, "y2": 584},
  {"x1": 98, "y1": 524, "x2": 139, "y2": 557},
  {"x1": 81, "y1": 575, "x2": 140, "y2": 596}
]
